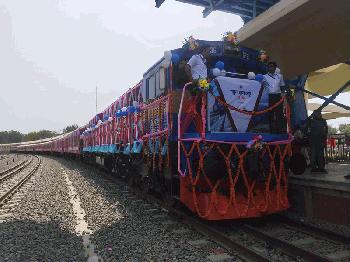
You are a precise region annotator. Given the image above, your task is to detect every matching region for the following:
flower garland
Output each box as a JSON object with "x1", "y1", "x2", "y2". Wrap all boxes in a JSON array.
[
  {"x1": 183, "y1": 36, "x2": 199, "y2": 51},
  {"x1": 222, "y1": 31, "x2": 238, "y2": 46},
  {"x1": 198, "y1": 78, "x2": 210, "y2": 91},
  {"x1": 246, "y1": 135, "x2": 266, "y2": 152}
]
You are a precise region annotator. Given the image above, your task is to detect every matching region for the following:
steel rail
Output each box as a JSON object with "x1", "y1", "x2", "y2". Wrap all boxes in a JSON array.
[
  {"x1": 78, "y1": 159, "x2": 338, "y2": 262},
  {"x1": 95, "y1": 166, "x2": 270, "y2": 262},
  {"x1": 0, "y1": 155, "x2": 41, "y2": 205},
  {"x1": 0, "y1": 159, "x2": 28, "y2": 177},
  {"x1": 175, "y1": 213, "x2": 270, "y2": 262},
  {"x1": 275, "y1": 215, "x2": 350, "y2": 245},
  {"x1": 240, "y1": 224, "x2": 332, "y2": 262},
  {"x1": 0, "y1": 158, "x2": 33, "y2": 183}
]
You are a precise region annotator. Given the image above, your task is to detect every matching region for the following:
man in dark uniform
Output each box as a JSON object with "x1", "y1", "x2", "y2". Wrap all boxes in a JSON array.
[{"x1": 309, "y1": 110, "x2": 328, "y2": 173}]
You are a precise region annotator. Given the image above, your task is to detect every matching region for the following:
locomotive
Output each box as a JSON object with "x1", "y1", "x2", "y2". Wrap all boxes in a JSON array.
[{"x1": 9, "y1": 40, "x2": 293, "y2": 220}]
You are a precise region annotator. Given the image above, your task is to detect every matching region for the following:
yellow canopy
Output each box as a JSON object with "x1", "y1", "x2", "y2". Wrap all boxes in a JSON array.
[
  {"x1": 321, "y1": 112, "x2": 350, "y2": 120},
  {"x1": 307, "y1": 102, "x2": 350, "y2": 120},
  {"x1": 308, "y1": 103, "x2": 349, "y2": 114},
  {"x1": 305, "y1": 63, "x2": 350, "y2": 97}
]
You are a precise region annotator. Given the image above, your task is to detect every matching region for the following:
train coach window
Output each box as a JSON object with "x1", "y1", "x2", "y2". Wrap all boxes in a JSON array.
[
  {"x1": 146, "y1": 75, "x2": 156, "y2": 100},
  {"x1": 155, "y1": 70, "x2": 160, "y2": 92},
  {"x1": 159, "y1": 67, "x2": 166, "y2": 90}
]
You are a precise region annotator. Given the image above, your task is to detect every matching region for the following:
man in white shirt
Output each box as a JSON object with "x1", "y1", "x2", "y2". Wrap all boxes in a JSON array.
[
  {"x1": 185, "y1": 45, "x2": 211, "y2": 82},
  {"x1": 263, "y1": 61, "x2": 287, "y2": 133}
]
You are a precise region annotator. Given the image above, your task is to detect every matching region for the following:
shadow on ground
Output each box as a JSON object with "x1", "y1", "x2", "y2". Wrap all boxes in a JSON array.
[{"x1": 0, "y1": 219, "x2": 85, "y2": 262}]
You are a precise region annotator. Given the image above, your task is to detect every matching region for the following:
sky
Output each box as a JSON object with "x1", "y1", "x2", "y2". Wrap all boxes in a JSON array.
[
  {"x1": 0, "y1": 0, "x2": 243, "y2": 133},
  {"x1": 0, "y1": 0, "x2": 348, "y2": 133}
]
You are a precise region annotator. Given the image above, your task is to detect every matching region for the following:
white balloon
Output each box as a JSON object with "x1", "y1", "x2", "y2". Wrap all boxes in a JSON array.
[
  {"x1": 248, "y1": 72, "x2": 256, "y2": 80},
  {"x1": 212, "y1": 68, "x2": 221, "y2": 77},
  {"x1": 275, "y1": 67, "x2": 281, "y2": 74},
  {"x1": 121, "y1": 107, "x2": 127, "y2": 112}
]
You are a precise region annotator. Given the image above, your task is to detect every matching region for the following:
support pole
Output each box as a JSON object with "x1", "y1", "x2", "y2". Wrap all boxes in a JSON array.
[
  {"x1": 253, "y1": 0, "x2": 257, "y2": 18},
  {"x1": 302, "y1": 89, "x2": 350, "y2": 111}
]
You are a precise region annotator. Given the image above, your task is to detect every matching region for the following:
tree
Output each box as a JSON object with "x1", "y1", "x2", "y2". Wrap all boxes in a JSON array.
[
  {"x1": 0, "y1": 129, "x2": 59, "y2": 144},
  {"x1": 0, "y1": 131, "x2": 23, "y2": 144},
  {"x1": 328, "y1": 125, "x2": 338, "y2": 135},
  {"x1": 63, "y1": 124, "x2": 79, "y2": 134},
  {"x1": 339, "y1": 124, "x2": 350, "y2": 135},
  {"x1": 23, "y1": 130, "x2": 58, "y2": 142}
]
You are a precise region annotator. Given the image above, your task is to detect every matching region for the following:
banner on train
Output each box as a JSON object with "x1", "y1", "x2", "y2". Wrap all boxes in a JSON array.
[{"x1": 208, "y1": 76, "x2": 265, "y2": 133}]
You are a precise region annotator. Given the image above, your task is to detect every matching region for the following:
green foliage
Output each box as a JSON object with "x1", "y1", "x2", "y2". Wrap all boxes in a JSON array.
[
  {"x1": 328, "y1": 125, "x2": 338, "y2": 135},
  {"x1": 0, "y1": 129, "x2": 59, "y2": 144},
  {"x1": 63, "y1": 124, "x2": 79, "y2": 134},
  {"x1": 339, "y1": 124, "x2": 350, "y2": 134},
  {"x1": 23, "y1": 130, "x2": 59, "y2": 142},
  {"x1": 0, "y1": 131, "x2": 23, "y2": 144}
]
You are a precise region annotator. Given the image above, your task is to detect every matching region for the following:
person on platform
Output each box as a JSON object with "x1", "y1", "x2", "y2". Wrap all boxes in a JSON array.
[
  {"x1": 185, "y1": 45, "x2": 211, "y2": 83},
  {"x1": 309, "y1": 110, "x2": 328, "y2": 173},
  {"x1": 293, "y1": 125, "x2": 311, "y2": 167},
  {"x1": 263, "y1": 62, "x2": 287, "y2": 134}
]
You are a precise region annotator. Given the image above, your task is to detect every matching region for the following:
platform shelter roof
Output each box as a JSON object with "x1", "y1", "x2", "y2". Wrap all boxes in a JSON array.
[
  {"x1": 237, "y1": 0, "x2": 350, "y2": 78},
  {"x1": 155, "y1": 0, "x2": 279, "y2": 22},
  {"x1": 305, "y1": 63, "x2": 350, "y2": 97}
]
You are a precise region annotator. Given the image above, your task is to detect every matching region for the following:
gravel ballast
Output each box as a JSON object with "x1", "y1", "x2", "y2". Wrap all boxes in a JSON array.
[
  {"x1": 3, "y1": 155, "x2": 348, "y2": 261},
  {"x1": 0, "y1": 156, "x2": 85, "y2": 261},
  {"x1": 58, "y1": 157, "x2": 237, "y2": 261}
]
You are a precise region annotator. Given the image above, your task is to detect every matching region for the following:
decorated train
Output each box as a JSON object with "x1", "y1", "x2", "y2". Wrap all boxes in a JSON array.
[{"x1": 8, "y1": 38, "x2": 300, "y2": 220}]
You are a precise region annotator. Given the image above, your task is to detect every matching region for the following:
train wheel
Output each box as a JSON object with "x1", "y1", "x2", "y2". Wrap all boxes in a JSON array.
[
  {"x1": 163, "y1": 191, "x2": 176, "y2": 208},
  {"x1": 141, "y1": 176, "x2": 152, "y2": 194},
  {"x1": 113, "y1": 156, "x2": 123, "y2": 177},
  {"x1": 128, "y1": 175, "x2": 136, "y2": 187},
  {"x1": 289, "y1": 153, "x2": 307, "y2": 175}
]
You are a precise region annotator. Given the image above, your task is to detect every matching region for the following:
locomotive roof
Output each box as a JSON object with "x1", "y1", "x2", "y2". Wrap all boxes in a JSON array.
[{"x1": 143, "y1": 40, "x2": 261, "y2": 77}]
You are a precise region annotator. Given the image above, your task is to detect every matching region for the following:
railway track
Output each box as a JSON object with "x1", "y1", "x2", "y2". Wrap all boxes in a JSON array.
[
  {"x1": 82, "y1": 160, "x2": 350, "y2": 261},
  {"x1": 0, "y1": 155, "x2": 27, "y2": 175},
  {"x1": 0, "y1": 157, "x2": 32, "y2": 181},
  {"x1": 168, "y1": 206, "x2": 350, "y2": 262},
  {"x1": 90, "y1": 166, "x2": 273, "y2": 261},
  {"x1": 275, "y1": 214, "x2": 350, "y2": 245},
  {"x1": 0, "y1": 155, "x2": 41, "y2": 206}
]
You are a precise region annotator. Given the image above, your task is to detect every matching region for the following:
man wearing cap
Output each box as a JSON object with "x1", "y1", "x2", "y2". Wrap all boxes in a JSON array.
[{"x1": 263, "y1": 61, "x2": 287, "y2": 133}]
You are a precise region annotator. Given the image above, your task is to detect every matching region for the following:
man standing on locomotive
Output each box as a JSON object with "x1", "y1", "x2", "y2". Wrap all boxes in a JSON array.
[
  {"x1": 263, "y1": 61, "x2": 287, "y2": 134},
  {"x1": 185, "y1": 45, "x2": 211, "y2": 83}
]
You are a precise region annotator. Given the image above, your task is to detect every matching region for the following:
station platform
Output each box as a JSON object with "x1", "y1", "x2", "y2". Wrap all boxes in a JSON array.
[{"x1": 288, "y1": 162, "x2": 350, "y2": 226}]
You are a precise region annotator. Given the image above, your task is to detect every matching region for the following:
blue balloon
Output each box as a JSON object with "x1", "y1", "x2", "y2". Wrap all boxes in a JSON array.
[
  {"x1": 255, "y1": 74, "x2": 264, "y2": 82},
  {"x1": 171, "y1": 53, "x2": 180, "y2": 65},
  {"x1": 215, "y1": 61, "x2": 225, "y2": 70},
  {"x1": 127, "y1": 106, "x2": 136, "y2": 114}
]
